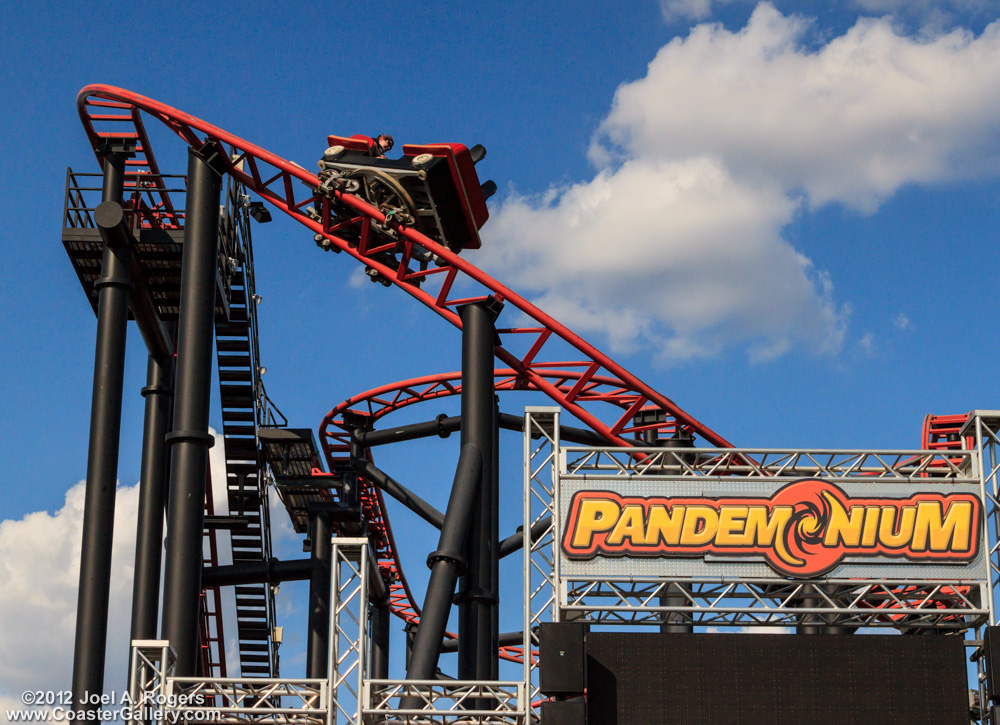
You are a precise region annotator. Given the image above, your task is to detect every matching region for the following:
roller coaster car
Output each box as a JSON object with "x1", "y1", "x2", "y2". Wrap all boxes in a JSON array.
[{"x1": 319, "y1": 134, "x2": 494, "y2": 252}]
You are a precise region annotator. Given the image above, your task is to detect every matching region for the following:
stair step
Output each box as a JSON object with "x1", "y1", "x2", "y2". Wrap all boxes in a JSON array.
[
  {"x1": 239, "y1": 655, "x2": 271, "y2": 663},
  {"x1": 220, "y1": 385, "x2": 254, "y2": 403},
  {"x1": 225, "y1": 437, "x2": 258, "y2": 456},
  {"x1": 223, "y1": 410, "x2": 256, "y2": 423},
  {"x1": 220, "y1": 369, "x2": 253, "y2": 383},
  {"x1": 217, "y1": 321, "x2": 250, "y2": 337},
  {"x1": 224, "y1": 424, "x2": 256, "y2": 437},
  {"x1": 216, "y1": 339, "x2": 250, "y2": 353},
  {"x1": 218, "y1": 354, "x2": 252, "y2": 368},
  {"x1": 236, "y1": 597, "x2": 267, "y2": 607}
]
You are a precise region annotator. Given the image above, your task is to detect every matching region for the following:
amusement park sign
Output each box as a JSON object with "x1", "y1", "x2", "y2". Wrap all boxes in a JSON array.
[{"x1": 560, "y1": 479, "x2": 983, "y2": 579}]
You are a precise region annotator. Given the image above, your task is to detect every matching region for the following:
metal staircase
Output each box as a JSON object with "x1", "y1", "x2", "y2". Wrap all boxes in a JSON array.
[{"x1": 214, "y1": 174, "x2": 281, "y2": 677}]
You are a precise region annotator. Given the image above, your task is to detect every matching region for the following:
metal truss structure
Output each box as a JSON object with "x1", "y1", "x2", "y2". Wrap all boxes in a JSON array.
[
  {"x1": 327, "y1": 539, "x2": 370, "y2": 725},
  {"x1": 523, "y1": 408, "x2": 561, "y2": 719},
  {"x1": 130, "y1": 536, "x2": 525, "y2": 725},
  {"x1": 549, "y1": 441, "x2": 989, "y2": 630},
  {"x1": 361, "y1": 681, "x2": 525, "y2": 724}
]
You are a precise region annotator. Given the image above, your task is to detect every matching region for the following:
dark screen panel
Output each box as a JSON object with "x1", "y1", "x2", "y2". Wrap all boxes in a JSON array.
[{"x1": 586, "y1": 633, "x2": 968, "y2": 725}]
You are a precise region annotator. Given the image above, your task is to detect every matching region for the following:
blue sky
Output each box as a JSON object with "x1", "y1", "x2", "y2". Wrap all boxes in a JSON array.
[{"x1": 2, "y1": 0, "x2": 1000, "y2": 708}]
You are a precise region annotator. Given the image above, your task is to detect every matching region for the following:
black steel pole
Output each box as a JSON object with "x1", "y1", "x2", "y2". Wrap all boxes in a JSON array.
[
  {"x1": 129, "y1": 351, "x2": 174, "y2": 644},
  {"x1": 160, "y1": 145, "x2": 223, "y2": 676},
  {"x1": 498, "y1": 517, "x2": 552, "y2": 559},
  {"x1": 371, "y1": 605, "x2": 391, "y2": 680},
  {"x1": 306, "y1": 507, "x2": 332, "y2": 678},
  {"x1": 202, "y1": 558, "x2": 313, "y2": 587},
  {"x1": 353, "y1": 458, "x2": 445, "y2": 529},
  {"x1": 71, "y1": 152, "x2": 132, "y2": 714},
  {"x1": 357, "y1": 414, "x2": 460, "y2": 447},
  {"x1": 457, "y1": 302, "x2": 499, "y2": 681},
  {"x1": 402, "y1": 444, "x2": 482, "y2": 708},
  {"x1": 796, "y1": 593, "x2": 822, "y2": 635}
]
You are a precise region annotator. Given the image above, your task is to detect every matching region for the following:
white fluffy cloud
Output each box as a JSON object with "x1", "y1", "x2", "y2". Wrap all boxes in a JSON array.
[
  {"x1": 660, "y1": 0, "x2": 718, "y2": 22},
  {"x1": 0, "y1": 481, "x2": 137, "y2": 719},
  {"x1": 0, "y1": 431, "x2": 232, "y2": 717},
  {"x1": 485, "y1": 157, "x2": 845, "y2": 360},
  {"x1": 482, "y1": 4, "x2": 1000, "y2": 360},
  {"x1": 595, "y1": 5, "x2": 1000, "y2": 210}
]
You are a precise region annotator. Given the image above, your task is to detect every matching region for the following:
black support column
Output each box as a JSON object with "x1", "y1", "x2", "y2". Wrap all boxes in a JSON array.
[
  {"x1": 371, "y1": 605, "x2": 391, "y2": 680},
  {"x1": 129, "y1": 350, "x2": 175, "y2": 644},
  {"x1": 457, "y1": 302, "x2": 499, "y2": 681},
  {"x1": 402, "y1": 444, "x2": 483, "y2": 710},
  {"x1": 71, "y1": 151, "x2": 133, "y2": 714},
  {"x1": 160, "y1": 144, "x2": 223, "y2": 676},
  {"x1": 306, "y1": 506, "x2": 332, "y2": 678}
]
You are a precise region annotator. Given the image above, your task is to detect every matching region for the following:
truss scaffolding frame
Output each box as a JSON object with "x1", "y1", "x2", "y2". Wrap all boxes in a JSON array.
[{"x1": 548, "y1": 439, "x2": 990, "y2": 631}]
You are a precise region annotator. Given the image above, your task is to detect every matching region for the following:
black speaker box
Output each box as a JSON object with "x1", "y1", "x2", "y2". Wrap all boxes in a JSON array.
[
  {"x1": 985, "y1": 625, "x2": 1000, "y2": 700},
  {"x1": 539, "y1": 622, "x2": 587, "y2": 696},
  {"x1": 541, "y1": 699, "x2": 586, "y2": 725}
]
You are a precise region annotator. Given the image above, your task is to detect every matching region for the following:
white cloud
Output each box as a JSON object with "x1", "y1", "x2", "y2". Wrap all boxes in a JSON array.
[
  {"x1": 0, "y1": 429, "x2": 237, "y2": 705},
  {"x1": 483, "y1": 158, "x2": 846, "y2": 360},
  {"x1": 594, "y1": 4, "x2": 1000, "y2": 211},
  {"x1": 894, "y1": 311, "x2": 911, "y2": 329},
  {"x1": 483, "y1": 4, "x2": 1000, "y2": 361},
  {"x1": 660, "y1": 0, "x2": 717, "y2": 22},
  {"x1": 0, "y1": 481, "x2": 137, "y2": 708}
]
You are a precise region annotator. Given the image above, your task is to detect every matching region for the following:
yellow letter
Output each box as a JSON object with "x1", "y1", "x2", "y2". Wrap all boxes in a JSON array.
[
  {"x1": 645, "y1": 504, "x2": 684, "y2": 546},
  {"x1": 911, "y1": 500, "x2": 974, "y2": 553},
  {"x1": 681, "y1": 506, "x2": 718, "y2": 546},
  {"x1": 715, "y1": 506, "x2": 748, "y2": 546},
  {"x1": 745, "y1": 506, "x2": 799, "y2": 567},
  {"x1": 821, "y1": 491, "x2": 864, "y2": 548},
  {"x1": 878, "y1": 506, "x2": 917, "y2": 548},
  {"x1": 861, "y1": 507, "x2": 879, "y2": 547},
  {"x1": 569, "y1": 498, "x2": 621, "y2": 550},
  {"x1": 606, "y1": 504, "x2": 646, "y2": 547}
]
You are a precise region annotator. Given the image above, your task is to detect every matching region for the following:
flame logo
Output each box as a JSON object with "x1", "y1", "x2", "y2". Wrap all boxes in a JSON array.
[{"x1": 771, "y1": 481, "x2": 845, "y2": 576}]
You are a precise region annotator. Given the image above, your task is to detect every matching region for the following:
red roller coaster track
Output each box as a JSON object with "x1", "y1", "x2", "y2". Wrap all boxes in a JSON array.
[{"x1": 76, "y1": 84, "x2": 736, "y2": 665}]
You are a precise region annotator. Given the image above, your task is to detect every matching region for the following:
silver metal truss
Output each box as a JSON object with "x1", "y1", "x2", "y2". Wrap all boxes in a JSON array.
[
  {"x1": 361, "y1": 680, "x2": 526, "y2": 724},
  {"x1": 167, "y1": 678, "x2": 327, "y2": 725},
  {"x1": 962, "y1": 411, "x2": 1000, "y2": 723},
  {"x1": 562, "y1": 446, "x2": 976, "y2": 480},
  {"x1": 327, "y1": 538, "x2": 371, "y2": 725},
  {"x1": 523, "y1": 407, "x2": 561, "y2": 722},
  {"x1": 549, "y1": 439, "x2": 991, "y2": 631},
  {"x1": 128, "y1": 640, "x2": 176, "y2": 725},
  {"x1": 964, "y1": 411, "x2": 1000, "y2": 625},
  {"x1": 562, "y1": 577, "x2": 984, "y2": 629},
  {"x1": 128, "y1": 538, "x2": 372, "y2": 725}
]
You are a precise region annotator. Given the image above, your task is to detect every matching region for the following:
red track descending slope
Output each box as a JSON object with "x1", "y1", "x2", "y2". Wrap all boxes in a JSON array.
[{"x1": 77, "y1": 84, "x2": 733, "y2": 451}]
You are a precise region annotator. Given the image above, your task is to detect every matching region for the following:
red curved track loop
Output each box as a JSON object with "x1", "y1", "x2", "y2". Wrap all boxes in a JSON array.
[
  {"x1": 77, "y1": 84, "x2": 734, "y2": 453},
  {"x1": 319, "y1": 367, "x2": 666, "y2": 665}
]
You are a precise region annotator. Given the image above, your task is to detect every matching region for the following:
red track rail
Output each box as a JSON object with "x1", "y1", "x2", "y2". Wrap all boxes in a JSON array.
[
  {"x1": 76, "y1": 83, "x2": 735, "y2": 666},
  {"x1": 319, "y1": 367, "x2": 687, "y2": 663},
  {"x1": 77, "y1": 84, "x2": 734, "y2": 451}
]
